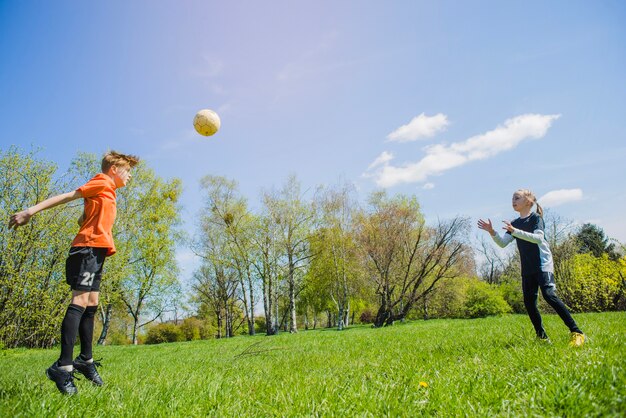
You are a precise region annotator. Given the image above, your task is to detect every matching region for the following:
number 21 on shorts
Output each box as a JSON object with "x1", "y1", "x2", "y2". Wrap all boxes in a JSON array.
[{"x1": 80, "y1": 272, "x2": 95, "y2": 287}]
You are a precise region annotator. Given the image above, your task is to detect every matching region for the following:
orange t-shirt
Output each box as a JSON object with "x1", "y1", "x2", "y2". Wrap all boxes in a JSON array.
[{"x1": 71, "y1": 173, "x2": 118, "y2": 256}]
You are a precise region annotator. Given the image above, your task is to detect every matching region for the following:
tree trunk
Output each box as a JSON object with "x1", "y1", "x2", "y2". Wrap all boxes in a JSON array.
[
  {"x1": 238, "y1": 275, "x2": 250, "y2": 336},
  {"x1": 132, "y1": 317, "x2": 139, "y2": 345},
  {"x1": 337, "y1": 304, "x2": 344, "y2": 331},
  {"x1": 304, "y1": 308, "x2": 309, "y2": 330},
  {"x1": 247, "y1": 267, "x2": 255, "y2": 336},
  {"x1": 216, "y1": 310, "x2": 222, "y2": 339},
  {"x1": 97, "y1": 303, "x2": 112, "y2": 345},
  {"x1": 288, "y1": 259, "x2": 297, "y2": 333}
]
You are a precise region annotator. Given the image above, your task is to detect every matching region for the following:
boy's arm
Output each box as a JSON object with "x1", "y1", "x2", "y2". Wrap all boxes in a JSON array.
[{"x1": 9, "y1": 190, "x2": 83, "y2": 229}]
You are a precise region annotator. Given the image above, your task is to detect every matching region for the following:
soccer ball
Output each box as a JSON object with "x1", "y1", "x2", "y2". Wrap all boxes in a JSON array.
[{"x1": 193, "y1": 109, "x2": 220, "y2": 136}]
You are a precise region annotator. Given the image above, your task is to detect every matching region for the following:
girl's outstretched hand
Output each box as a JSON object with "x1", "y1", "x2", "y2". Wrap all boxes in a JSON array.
[
  {"x1": 502, "y1": 220, "x2": 514, "y2": 233},
  {"x1": 477, "y1": 218, "x2": 495, "y2": 235}
]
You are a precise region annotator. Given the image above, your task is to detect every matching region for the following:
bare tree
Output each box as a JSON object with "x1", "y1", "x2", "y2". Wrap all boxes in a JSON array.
[{"x1": 355, "y1": 191, "x2": 470, "y2": 327}]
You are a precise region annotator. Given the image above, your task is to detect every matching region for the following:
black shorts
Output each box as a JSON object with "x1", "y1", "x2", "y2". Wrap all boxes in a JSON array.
[{"x1": 65, "y1": 247, "x2": 107, "y2": 291}]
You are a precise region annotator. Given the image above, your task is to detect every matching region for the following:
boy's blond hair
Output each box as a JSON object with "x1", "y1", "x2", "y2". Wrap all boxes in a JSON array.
[{"x1": 101, "y1": 151, "x2": 140, "y2": 173}]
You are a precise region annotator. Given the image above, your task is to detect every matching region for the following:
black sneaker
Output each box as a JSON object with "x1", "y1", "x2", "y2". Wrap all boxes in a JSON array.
[
  {"x1": 46, "y1": 361, "x2": 78, "y2": 395},
  {"x1": 73, "y1": 356, "x2": 104, "y2": 386}
]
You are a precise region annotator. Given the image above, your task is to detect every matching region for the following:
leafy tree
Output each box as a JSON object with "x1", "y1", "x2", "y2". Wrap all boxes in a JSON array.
[
  {"x1": 306, "y1": 183, "x2": 361, "y2": 330},
  {"x1": 575, "y1": 223, "x2": 619, "y2": 260},
  {"x1": 249, "y1": 212, "x2": 281, "y2": 335},
  {"x1": 116, "y1": 163, "x2": 182, "y2": 344},
  {"x1": 192, "y1": 220, "x2": 240, "y2": 338},
  {"x1": 263, "y1": 175, "x2": 314, "y2": 333},
  {"x1": 355, "y1": 191, "x2": 470, "y2": 327},
  {"x1": 198, "y1": 175, "x2": 257, "y2": 335},
  {"x1": 0, "y1": 147, "x2": 80, "y2": 348}
]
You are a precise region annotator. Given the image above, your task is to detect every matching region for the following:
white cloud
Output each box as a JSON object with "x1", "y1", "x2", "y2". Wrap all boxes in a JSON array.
[
  {"x1": 387, "y1": 113, "x2": 449, "y2": 142},
  {"x1": 367, "y1": 151, "x2": 394, "y2": 170},
  {"x1": 539, "y1": 188, "x2": 583, "y2": 207},
  {"x1": 370, "y1": 113, "x2": 561, "y2": 187},
  {"x1": 422, "y1": 183, "x2": 435, "y2": 190}
]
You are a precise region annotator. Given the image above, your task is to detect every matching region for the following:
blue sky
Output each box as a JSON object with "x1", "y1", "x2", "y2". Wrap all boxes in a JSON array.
[{"x1": 2, "y1": 1, "x2": 625, "y2": 279}]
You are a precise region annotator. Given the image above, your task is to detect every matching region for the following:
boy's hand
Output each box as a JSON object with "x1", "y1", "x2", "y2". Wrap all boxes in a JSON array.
[{"x1": 9, "y1": 210, "x2": 32, "y2": 229}]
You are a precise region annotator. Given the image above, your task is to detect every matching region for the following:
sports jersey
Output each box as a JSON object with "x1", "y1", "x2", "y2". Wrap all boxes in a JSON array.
[
  {"x1": 490, "y1": 212, "x2": 553, "y2": 275},
  {"x1": 70, "y1": 173, "x2": 117, "y2": 256}
]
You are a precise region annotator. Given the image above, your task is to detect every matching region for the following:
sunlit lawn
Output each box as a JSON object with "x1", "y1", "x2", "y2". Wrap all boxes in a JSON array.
[{"x1": 1, "y1": 312, "x2": 625, "y2": 417}]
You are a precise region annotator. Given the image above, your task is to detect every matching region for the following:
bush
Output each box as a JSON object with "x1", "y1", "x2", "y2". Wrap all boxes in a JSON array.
[
  {"x1": 145, "y1": 323, "x2": 185, "y2": 344},
  {"x1": 359, "y1": 309, "x2": 375, "y2": 324},
  {"x1": 254, "y1": 316, "x2": 267, "y2": 334},
  {"x1": 108, "y1": 330, "x2": 131, "y2": 345},
  {"x1": 560, "y1": 253, "x2": 625, "y2": 312},
  {"x1": 499, "y1": 279, "x2": 525, "y2": 314},
  {"x1": 464, "y1": 280, "x2": 512, "y2": 318},
  {"x1": 427, "y1": 277, "x2": 471, "y2": 318},
  {"x1": 179, "y1": 317, "x2": 202, "y2": 341}
]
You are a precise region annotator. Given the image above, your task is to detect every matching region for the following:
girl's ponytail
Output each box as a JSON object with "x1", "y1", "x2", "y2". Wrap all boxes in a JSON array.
[{"x1": 535, "y1": 200, "x2": 544, "y2": 217}]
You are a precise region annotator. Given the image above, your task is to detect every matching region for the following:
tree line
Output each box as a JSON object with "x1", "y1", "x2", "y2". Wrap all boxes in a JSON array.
[{"x1": 1, "y1": 147, "x2": 624, "y2": 348}]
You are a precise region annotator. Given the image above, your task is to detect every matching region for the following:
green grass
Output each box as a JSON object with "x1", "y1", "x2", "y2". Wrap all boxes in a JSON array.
[{"x1": 1, "y1": 312, "x2": 625, "y2": 417}]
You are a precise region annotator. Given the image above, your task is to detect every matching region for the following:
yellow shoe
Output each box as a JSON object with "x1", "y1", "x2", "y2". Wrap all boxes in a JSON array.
[{"x1": 570, "y1": 332, "x2": 585, "y2": 347}]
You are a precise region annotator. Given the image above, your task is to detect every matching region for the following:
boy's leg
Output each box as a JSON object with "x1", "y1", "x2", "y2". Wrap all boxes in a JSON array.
[
  {"x1": 539, "y1": 272, "x2": 583, "y2": 334},
  {"x1": 522, "y1": 273, "x2": 548, "y2": 338},
  {"x1": 78, "y1": 291, "x2": 100, "y2": 360},
  {"x1": 78, "y1": 303, "x2": 98, "y2": 360},
  {"x1": 48, "y1": 247, "x2": 102, "y2": 394},
  {"x1": 59, "y1": 299, "x2": 87, "y2": 366},
  {"x1": 74, "y1": 267, "x2": 105, "y2": 386}
]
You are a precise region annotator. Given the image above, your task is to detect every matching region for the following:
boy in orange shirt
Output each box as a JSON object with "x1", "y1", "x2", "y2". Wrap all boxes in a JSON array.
[{"x1": 9, "y1": 151, "x2": 139, "y2": 395}]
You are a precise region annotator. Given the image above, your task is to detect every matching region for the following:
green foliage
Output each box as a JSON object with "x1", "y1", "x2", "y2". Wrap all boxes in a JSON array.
[
  {"x1": 464, "y1": 280, "x2": 512, "y2": 318},
  {"x1": 560, "y1": 253, "x2": 625, "y2": 312},
  {"x1": 426, "y1": 277, "x2": 471, "y2": 318},
  {"x1": 145, "y1": 322, "x2": 185, "y2": 344},
  {"x1": 116, "y1": 163, "x2": 183, "y2": 344},
  {"x1": 0, "y1": 147, "x2": 81, "y2": 348},
  {"x1": 575, "y1": 223, "x2": 619, "y2": 260},
  {"x1": 108, "y1": 329, "x2": 131, "y2": 346},
  {"x1": 179, "y1": 317, "x2": 203, "y2": 341},
  {"x1": 1, "y1": 313, "x2": 625, "y2": 416},
  {"x1": 253, "y1": 316, "x2": 266, "y2": 334},
  {"x1": 426, "y1": 277, "x2": 513, "y2": 319},
  {"x1": 498, "y1": 278, "x2": 525, "y2": 314}
]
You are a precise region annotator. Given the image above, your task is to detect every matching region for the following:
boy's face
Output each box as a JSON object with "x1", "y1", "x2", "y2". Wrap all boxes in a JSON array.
[{"x1": 111, "y1": 165, "x2": 132, "y2": 188}]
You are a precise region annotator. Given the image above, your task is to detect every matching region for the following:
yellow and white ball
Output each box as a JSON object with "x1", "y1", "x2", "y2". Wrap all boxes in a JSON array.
[{"x1": 193, "y1": 109, "x2": 220, "y2": 136}]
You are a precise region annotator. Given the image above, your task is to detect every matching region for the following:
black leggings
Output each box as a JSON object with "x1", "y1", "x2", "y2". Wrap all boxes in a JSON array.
[{"x1": 522, "y1": 271, "x2": 582, "y2": 337}]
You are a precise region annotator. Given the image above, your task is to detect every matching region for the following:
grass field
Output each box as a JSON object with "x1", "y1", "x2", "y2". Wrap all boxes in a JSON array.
[{"x1": 1, "y1": 312, "x2": 625, "y2": 417}]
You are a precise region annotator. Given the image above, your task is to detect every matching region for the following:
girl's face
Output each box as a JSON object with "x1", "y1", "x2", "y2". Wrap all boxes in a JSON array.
[{"x1": 512, "y1": 192, "x2": 532, "y2": 213}]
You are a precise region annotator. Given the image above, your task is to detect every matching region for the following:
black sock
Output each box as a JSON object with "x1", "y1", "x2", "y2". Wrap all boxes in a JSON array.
[
  {"x1": 59, "y1": 304, "x2": 85, "y2": 366},
  {"x1": 79, "y1": 305, "x2": 98, "y2": 360}
]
